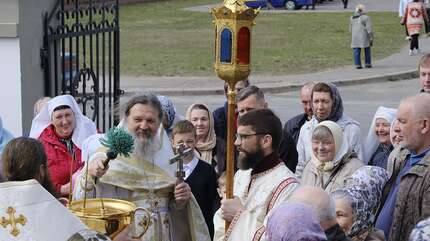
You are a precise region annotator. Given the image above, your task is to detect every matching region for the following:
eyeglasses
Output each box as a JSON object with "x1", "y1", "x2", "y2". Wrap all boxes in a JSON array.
[{"x1": 235, "y1": 132, "x2": 267, "y2": 142}]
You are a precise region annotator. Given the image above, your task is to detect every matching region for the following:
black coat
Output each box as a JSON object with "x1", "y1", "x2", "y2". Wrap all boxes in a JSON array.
[
  {"x1": 213, "y1": 102, "x2": 228, "y2": 141},
  {"x1": 284, "y1": 113, "x2": 308, "y2": 145},
  {"x1": 279, "y1": 128, "x2": 299, "y2": 173},
  {"x1": 325, "y1": 224, "x2": 353, "y2": 241},
  {"x1": 185, "y1": 160, "x2": 219, "y2": 239}
]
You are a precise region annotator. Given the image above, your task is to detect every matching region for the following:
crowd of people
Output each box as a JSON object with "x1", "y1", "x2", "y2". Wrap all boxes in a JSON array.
[{"x1": 1, "y1": 54, "x2": 430, "y2": 241}]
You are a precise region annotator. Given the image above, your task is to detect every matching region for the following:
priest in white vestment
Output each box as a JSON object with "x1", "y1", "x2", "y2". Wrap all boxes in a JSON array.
[
  {"x1": 73, "y1": 94, "x2": 210, "y2": 241},
  {"x1": 0, "y1": 180, "x2": 87, "y2": 241},
  {"x1": 213, "y1": 109, "x2": 298, "y2": 241}
]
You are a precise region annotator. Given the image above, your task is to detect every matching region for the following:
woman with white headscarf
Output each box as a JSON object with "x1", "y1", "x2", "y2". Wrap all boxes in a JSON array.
[
  {"x1": 301, "y1": 121, "x2": 364, "y2": 193},
  {"x1": 332, "y1": 166, "x2": 389, "y2": 241},
  {"x1": 364, "y1": 106, "x2": 397, "y2": 169},
  {"x1": 29, "y1": 95, "x2": 97, "y2": 196},
  {"x1": 186, "y1": 103, "x2": 226, "y2": 175}
]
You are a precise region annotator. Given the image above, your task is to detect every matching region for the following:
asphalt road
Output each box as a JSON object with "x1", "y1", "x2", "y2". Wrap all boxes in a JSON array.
[{"x1": 159, "y1": 78, "x2": 421, "y2": 137}]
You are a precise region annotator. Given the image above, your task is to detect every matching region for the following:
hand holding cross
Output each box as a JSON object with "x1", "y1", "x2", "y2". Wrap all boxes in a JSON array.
[{"x1": 169, "y1": 143, "x2": 193, "y2": 182}]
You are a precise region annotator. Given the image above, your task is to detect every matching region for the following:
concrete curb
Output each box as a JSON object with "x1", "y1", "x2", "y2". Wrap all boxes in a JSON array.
[{"x1": 123, "y1": 69, "x2": 419, "y2": 96}]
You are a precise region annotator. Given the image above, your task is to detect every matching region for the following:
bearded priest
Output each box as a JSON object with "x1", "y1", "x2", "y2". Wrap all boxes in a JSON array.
[
  {"x1": 73, "y1": 94, "x2": 210, "y2": 241},
  {"x1": 213, "y1": 109, "x2": 298, "y2": 241}
]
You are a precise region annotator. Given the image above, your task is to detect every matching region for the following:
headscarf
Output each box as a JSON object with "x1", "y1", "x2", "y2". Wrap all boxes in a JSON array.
[
  {"x1": 342, "y1": 166, "x2": 389, "y2": 237},
  {"x1": 267, "y1": 202, "x2": 327, "y2": 241},
  {"x1": 29, "y1": 95, "x2": 97, "y2": 149},
  {"x1": 0, "y1": 116, "x2": 13, "y2": 155},
  {"x1": 157, "y1": 95, "x2": 177, "y2": 133},
  {"x1": 185, "y1": 103, "x2": 216, "y2": 164},
  {"x1": 409, "y1": 217, "x2": 430, "y2": 241},
  {"x1": 364, "y1": 106, "x2": 397, "y2": 163},
  {"x1": 312, "y1": 83, "x2": 344, "y2": 123},
  {"x1": 311, "y1": 120, "x2": 349, "y2": 171}
]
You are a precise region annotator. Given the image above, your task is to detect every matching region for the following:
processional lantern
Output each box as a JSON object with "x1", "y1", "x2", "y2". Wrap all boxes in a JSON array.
[{"x1": 211, "y1": 0, "x2": 259, "y2": 230}]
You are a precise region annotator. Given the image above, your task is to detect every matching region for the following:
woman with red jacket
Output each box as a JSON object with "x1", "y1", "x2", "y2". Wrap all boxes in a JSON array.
[{"x1": 29, "y1": 95, "x2": 97, "y2": 196}]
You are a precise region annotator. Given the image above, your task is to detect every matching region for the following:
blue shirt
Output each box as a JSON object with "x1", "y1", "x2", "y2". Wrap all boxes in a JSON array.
[{"x1": 375, "y1": 147, "x2": 430, "y2": 238}]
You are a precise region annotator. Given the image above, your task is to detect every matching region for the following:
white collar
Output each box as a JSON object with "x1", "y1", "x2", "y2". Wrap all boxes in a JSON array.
[{"x1": 184, "y1": 156, "x2": 199, "y2": 180}]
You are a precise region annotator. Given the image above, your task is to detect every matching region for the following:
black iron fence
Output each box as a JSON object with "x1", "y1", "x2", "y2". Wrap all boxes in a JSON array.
[{"x1": 41, "y1": 0, "x2": 121, "y2": 131}]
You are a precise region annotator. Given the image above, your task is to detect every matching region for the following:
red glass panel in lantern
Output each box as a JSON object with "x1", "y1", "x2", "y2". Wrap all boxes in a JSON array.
[{"x1": 237, "y1": 27, "x2": 250, "y2": 64}]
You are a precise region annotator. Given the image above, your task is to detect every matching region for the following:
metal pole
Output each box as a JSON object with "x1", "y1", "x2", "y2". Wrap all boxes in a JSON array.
[{"x1": 225, "y1": 83, "x2": 236, "y2": 230}]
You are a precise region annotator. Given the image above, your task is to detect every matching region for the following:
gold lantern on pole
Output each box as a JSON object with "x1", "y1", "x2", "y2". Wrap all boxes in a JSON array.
[{"x1": 211, "y1": 0, "x2": 259, "y2": 230}]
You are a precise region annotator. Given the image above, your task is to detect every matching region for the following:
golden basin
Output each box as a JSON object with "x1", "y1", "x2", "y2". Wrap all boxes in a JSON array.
[{"x1": 68, "y1": 198, "x2": 150, "y2": 239}]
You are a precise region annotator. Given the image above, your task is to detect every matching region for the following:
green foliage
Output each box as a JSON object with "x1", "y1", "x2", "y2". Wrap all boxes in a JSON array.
[
  {"x1": 100, "y1": 127, "x2": 135, "y2": 157},
  {"x1": 120, "y1": 0, "x2": 404, "y2": 76}
]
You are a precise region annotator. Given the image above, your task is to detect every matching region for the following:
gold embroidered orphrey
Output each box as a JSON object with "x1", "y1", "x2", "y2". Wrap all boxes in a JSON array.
[{"x1": 0, "y1": 207, "x2": 27, "y2": 237}]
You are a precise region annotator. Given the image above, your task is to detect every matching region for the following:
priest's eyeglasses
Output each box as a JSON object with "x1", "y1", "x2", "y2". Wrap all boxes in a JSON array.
[{"x1": 235, "y1": 133, "x2": 267, "y2": 142}]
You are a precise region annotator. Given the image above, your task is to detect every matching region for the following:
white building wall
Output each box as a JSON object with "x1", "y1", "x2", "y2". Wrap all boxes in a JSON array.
[{"x1": 0, "y1": 38, "x2": 22, "y2": 136}]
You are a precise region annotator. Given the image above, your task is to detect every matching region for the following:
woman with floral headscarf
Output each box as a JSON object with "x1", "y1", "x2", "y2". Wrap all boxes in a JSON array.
[
  {"x1": 364, "y1": 106, "x2": 397, "y2": 169},
  {"x1": 186, "y1": 103, "x2": 226, "y2": 175},
  {"x1": 301, "y1": 120, "x2": 364, "y2": 193},
  {"x1": 332, "y1": 166, "x2": 389, "y2": 241}
]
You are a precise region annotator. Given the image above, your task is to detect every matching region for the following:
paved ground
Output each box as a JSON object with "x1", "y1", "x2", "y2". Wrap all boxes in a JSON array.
[
  {"x1": 120, "y1": 0, "x2": 429, "y2": 96},
  {"x1": 121, "y1": 36, "x2": 429, "y2": 96},
  {"x1": 129, "y1": 78, "x2": 420, "y2": 138}
]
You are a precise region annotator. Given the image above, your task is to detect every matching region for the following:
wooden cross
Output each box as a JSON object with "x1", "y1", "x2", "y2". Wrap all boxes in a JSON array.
[
  {"x1": 0, "y1": 207, "x2": 27, "y2": 237},
  {"x1": 169, "y1": 143, "x2": 193, "y2": 182}
]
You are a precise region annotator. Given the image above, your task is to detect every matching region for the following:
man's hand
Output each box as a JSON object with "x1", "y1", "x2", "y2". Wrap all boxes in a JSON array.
[
  {"x1": 113, "y1": 225, "x2": 140, "y2": 241},
  {"x1": 221, "y1": 197, "x2": 243, "y2": 222},
  {"x1": 174, "y1": 182, "x2": 192, "y2": 207},
  {"x1": 88, "y1": 153, "x2": 109, "y2": 178}
]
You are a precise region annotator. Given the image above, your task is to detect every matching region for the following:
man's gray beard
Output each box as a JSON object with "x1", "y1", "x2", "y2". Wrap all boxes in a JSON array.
[{"x1": 132, "y1": 135, "x2": 161, "y2": 161}]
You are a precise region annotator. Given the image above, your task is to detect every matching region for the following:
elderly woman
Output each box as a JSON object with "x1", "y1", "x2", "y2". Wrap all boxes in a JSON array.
[
  {"x1": 186, "y1": 103, "x2": 226, "y2": 175},
  {"x1": 267, "y1": 202, "x2": 327, "y2": 241},
  {"x1": 301, "y1": 120, "x2": 364, "y2": 193},
  {"x1": 364, "y1": 106, "x2": 397, "y2": 169},
  {"x1": 332, "y1": 166, "x2": 388, "y2": 241},
  {"x1": 351, "y1": 4, "x2": 373, "y2": 69},
  {"x1": 29, "y1": 95, "x2": 97, "y2": 196}
]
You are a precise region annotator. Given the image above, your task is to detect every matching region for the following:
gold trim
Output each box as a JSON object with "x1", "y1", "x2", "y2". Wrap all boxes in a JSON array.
[{"x1": 0, "y1": 207, "x2": 27, "y2": 237}]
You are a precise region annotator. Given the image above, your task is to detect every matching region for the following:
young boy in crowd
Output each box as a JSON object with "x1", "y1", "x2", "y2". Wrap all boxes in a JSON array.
[{"x1": 171, "y1": 120, "x2": 219, "y2": 238}]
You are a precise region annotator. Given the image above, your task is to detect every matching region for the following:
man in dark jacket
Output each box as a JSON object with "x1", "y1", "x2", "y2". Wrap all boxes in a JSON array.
[
  {"x1": 213, "y1": 79, "x2": 249, "y2": 141},
  {"x1": 284, "y1": 82, "x2": 315, "y2": 145},
  {"x1": 375, "y1": 94, "x2": 430, "y2": 241},
  {"x1": 236, "y1": 85, "x2": 298, "y2": 172},
  {"x1": 291, "y1": 187, "x2": 352, "y2": 241}
]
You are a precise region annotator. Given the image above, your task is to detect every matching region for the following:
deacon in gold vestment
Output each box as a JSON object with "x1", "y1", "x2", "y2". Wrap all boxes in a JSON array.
[
  {"x1": 213, "y1": 109, "x2": 298, "y2": 241},
  {"x1": 73, "y1": 94, "x2": 210, "y2": 241}
]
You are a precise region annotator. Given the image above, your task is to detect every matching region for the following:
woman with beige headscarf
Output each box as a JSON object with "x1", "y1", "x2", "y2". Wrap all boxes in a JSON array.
[
  {"x1": 301, "y1": 120, "x2": 364, "y2": 193},
  {"x1": 186, "y1": 103, "x2": 226, "y2": 175}
]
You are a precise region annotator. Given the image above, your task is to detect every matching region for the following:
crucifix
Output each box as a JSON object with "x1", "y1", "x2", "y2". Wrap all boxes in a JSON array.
[
  {"x1": 0, "y1": 207, "x2": 27, "y2": 237},
  {"x1": 169, "y1": 143, "x2": 193, "y2": 182}
]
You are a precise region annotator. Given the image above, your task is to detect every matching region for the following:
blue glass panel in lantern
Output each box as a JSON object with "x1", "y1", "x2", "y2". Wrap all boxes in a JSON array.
[{"x1": 220, "y1": 28, "x2": 232, "y2": 63}]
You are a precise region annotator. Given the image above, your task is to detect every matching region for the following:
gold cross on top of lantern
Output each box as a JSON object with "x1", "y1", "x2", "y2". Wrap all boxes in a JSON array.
[{"x1": 212, "y1": 0, "x2": 260, "y2": 87}]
